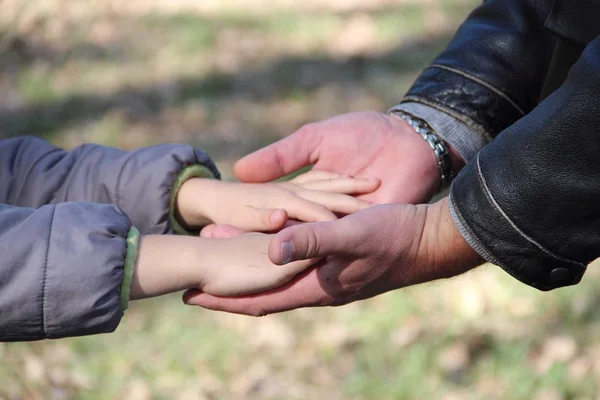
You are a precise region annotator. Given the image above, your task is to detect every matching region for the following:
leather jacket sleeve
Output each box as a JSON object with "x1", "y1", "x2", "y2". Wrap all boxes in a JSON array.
[
  {"x1": 402, "y1": 0, "x2": 555, "y2": 140},
  {"x1": 449, "y1": 36, "x2": 600, "y2": 291}
]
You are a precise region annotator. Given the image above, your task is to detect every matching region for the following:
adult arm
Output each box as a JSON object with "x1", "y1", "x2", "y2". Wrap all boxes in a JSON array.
[
  {"x1": 233, "y1": 0, "x2": 554, "y2": 203},
  {"x1": 449, "y1": 35, "x2": 600, "y2": 290},
  {"x1": 186, "y1": 35, "x2": 600, "y2": 317},
  {"x1": 396, "y1": 0, "x2": 554, "y2": 163}
]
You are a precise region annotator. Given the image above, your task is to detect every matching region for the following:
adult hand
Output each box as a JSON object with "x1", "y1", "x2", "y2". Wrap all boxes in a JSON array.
[
  {"x1": 184, "y1": 198, "x2": 483, "y2": 316},
  {"x1": 233, "y1": 111, "x2": 464, "y2": 204}
]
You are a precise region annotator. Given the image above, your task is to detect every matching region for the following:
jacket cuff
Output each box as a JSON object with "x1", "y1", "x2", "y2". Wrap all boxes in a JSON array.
[
  {"x1": 169, "y1": 164, "x2": 217, "y2": 236},
  {"x1": 120, "y1": 226, "x2": 140, "y2": 312},
  {"x1": 389, "y1": 102, "x2": 488, "y2": 163},
  {"x1": 114, "y1": 146, "x2": 220, "y2": 235},
  {"x1": 449, "y1": 154, "x2": 586, "y2": 291},
  {"x1": 403, "y1": 65, "x2": 525, "y2": 140},
  {"x1": 43, "y1": 203, "x2": 131, "y2": 338}
]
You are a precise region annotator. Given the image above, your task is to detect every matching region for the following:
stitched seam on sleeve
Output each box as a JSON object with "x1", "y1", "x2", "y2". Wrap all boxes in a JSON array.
[
  {"x1": 450, "y1": 192, "x2": 553, "y2": 291},
  {"x1": 476, "y1": 154, "x2": 584, "y2": 267},
  {"x1": 41, "y1": 205, "x2": 56, "y2": 337},
  {"x1": 428, "y1": 64, "x2": 527, "y2": 116},
  {"x1": 448, "y1": 191, "x2": 502, "y2": 266}
]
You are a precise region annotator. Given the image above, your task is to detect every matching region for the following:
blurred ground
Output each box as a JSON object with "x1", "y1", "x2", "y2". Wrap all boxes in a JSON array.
[{"x1": 2, "y1": 1, "x2": 600, "y2": 399}]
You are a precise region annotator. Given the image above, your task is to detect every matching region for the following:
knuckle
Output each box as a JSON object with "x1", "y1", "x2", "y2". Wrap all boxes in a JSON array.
[{"x1": 304, "y1": 229, "x2": 322, "y2": 258}]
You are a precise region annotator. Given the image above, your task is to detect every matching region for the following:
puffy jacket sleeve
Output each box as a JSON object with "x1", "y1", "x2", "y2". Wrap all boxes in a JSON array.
[
  {"x1": 0, "y1": 202, "x2": 136, "y2": 340},
  {"x1": 449, "y1": 36, "x2": 600, "y2": 291},
  {"x1": 401, "y1": 0, "x2": 554, "y2": 141},
  {"x1": 0, "y1": 136, "x2": 220, "y2": 234}
]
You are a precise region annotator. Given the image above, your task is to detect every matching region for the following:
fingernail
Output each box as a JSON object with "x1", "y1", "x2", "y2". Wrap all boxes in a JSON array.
[
  {"x1": 280, "y1": 241, "x2": 295, "y2": 264},
  {"x1": 368, "y1": 178, "x2": 380, "y2": 182}
]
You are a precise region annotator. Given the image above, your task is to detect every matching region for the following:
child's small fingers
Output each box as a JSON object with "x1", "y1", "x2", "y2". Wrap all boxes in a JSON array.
[
  {"x1": 284, "y1": 219, "x2": 303, "y2": 228},
  {"x1": 236, "y1": 208, "x2": 289, "y2": 232},
  {"x1": 297, "y1": 177, "x2": 381, "y2": 194},
  {"x1": 283, "y1": 195, "x2": 339, "y2": 222},
  {"x1": 288, "y1": 170, "x2": 347, "y2": 184},
  {"x1": 294, "y1": 190, "x2": 373, "y2": 215}
]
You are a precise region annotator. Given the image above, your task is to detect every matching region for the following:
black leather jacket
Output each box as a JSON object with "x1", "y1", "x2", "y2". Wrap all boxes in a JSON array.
[{"x1": 402, "y1": 0, "x2": 600, "y2": 290}]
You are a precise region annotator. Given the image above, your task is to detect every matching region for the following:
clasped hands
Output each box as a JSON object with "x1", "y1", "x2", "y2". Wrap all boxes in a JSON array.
[
  {"x1": 132, "y1": 111, "x2": 482, "y2": 316},
  {"x1": 129, "y1": 169, "x2": 382, "y2": 301}
]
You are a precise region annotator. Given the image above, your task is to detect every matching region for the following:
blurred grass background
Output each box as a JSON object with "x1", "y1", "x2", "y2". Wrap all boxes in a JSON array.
[{"x1": 2, "y1": 1, "x2": 600, "y2": 399}]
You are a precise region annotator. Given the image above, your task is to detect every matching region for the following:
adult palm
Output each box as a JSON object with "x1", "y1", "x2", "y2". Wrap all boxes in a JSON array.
[{"x1": 234, "y1": 111, "x2": 442, "y2": 204}]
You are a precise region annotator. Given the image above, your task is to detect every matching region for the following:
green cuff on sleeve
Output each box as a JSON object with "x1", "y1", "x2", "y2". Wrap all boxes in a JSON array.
[
  {"x1": 121, "y1": 226, "x2": 140, "y2": 313},
  {"x1": 169, "y1": 164, "x2": 217, "y2": 236}
]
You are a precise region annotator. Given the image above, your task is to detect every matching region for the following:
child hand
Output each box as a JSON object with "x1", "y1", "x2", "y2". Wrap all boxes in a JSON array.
[
  {"x1": 176, "y1": 171, "x2": 380, "y2": 232},
  {"x1": 198, "y1": 233, "x2": 318, "y2": 296},
  {"x1": 129, "y1": 233, "x2": 318, "y2": 300}
]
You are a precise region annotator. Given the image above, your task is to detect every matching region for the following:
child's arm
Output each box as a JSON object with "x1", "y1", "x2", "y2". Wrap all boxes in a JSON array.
[
  {"x1": 129, "y1": 233, "x2": 317, "y2": 300},
  {"x1": 0, "y1": 199, "x2": 312, "y2": 341},
  {"x1": 0, "y1": 202, "x2": 136, "y2": 341},
  {"x1": 0, "y1": 136, "x2": 219, "y2": 235}
]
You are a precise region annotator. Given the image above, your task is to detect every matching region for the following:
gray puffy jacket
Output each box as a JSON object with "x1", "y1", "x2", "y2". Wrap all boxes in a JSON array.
[{"x1": 0, "y1": 136, "x2": 219, "y2": 341}]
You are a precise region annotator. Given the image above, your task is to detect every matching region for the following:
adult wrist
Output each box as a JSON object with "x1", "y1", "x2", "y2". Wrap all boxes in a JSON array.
[
  {"x1": 388, "y1": 109, "x2": 455, "y2": 192},
  {"x1": 447, "y1": 143, "x2": 466, "y2": 178},
  {"x1": 421, "y1": 197, "x2": 484, "y2": 280},
  {"x1": 390, "y1": 102, "x2": 488, "y2": 165}
]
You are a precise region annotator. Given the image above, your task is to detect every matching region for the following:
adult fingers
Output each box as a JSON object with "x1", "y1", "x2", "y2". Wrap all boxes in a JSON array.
[
  {"x1": 282, "y1": 194, "x2": 339, "y2": 223},
  {"x1": 294, "y1": 177, "x2": 380, "y2": 194},
  {"x1": 182, "y1": 267, "x2": 333, "y2": 316}
]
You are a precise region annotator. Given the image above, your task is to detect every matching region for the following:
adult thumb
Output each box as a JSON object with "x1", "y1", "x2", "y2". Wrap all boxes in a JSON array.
[
  {"x1": 268, "y1": 218, "x2": 361, "y2": 265},
  {"x1": 234, "y1": 127, "x2": 320, "y2": 182}
]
